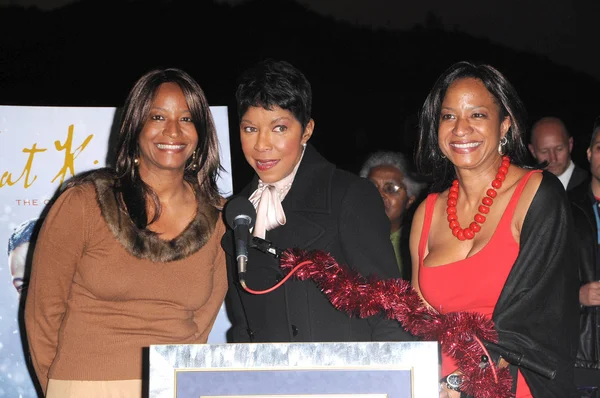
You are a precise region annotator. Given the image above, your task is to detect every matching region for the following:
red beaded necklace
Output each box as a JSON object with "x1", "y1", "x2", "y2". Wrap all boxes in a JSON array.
[{"x1": 446, "y1": 156, "x2": 511, "y2": 241}]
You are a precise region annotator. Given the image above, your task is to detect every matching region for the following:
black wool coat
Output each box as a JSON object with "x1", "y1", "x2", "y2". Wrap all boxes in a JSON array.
[{"x1": 222, "y1": 144, "x2": 414, "y2": 343}]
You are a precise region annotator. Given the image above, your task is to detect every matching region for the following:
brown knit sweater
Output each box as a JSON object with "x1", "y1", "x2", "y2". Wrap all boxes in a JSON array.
[{"x1": 25, "y1": 176, "x2": 227, "y2": 392}]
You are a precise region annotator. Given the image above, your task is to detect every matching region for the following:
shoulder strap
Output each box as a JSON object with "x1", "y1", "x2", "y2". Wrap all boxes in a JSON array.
[
  {"x1": 418, "y1": 193, "x2": 439, "y2": 262},
  {"x1": 501, "y1": 169, "x2": 541, "y2": 224}
]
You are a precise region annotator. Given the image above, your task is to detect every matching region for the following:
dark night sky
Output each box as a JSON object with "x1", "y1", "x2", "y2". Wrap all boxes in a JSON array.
[
  {"x1": 301, "y1": 0, "x2": 600, "y2": 83},
  {"x1": 1, "y1": 0, "x2": 599, "y2": 183},
  {"x1": 2, "y1": 0, "x2": 599, "y2": 82}
]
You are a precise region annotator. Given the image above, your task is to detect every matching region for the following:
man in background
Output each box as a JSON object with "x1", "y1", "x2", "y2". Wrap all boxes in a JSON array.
[
  {"x1": 568, "y1": 118, "x2": 600, "y2": 396},
  {"x1": 528, "y1": 116, "x2": 588, "y2": 190}
]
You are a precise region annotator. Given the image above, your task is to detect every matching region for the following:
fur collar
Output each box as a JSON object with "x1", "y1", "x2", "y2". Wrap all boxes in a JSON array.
[{"x1": 92, "y1": 173, "x2": 219, "y2": 262}]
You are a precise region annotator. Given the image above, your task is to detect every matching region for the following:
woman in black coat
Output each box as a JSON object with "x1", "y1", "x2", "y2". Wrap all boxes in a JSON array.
[{"x1": 222, "y1": 59, "x2": 412, "y2": 343}]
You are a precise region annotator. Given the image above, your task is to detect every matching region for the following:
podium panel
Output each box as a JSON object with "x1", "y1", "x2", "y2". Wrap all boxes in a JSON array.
[{"x1": 149, "y1": 341, "x2": 439, "y2": 398}]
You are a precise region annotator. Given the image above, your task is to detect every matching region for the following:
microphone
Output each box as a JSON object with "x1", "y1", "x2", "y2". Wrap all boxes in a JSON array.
[
  {"x1": 483, "y1": 341, "x2": 556, "y2": 380},
  {"x1": 224, "y1": 196, "x2": 256, "y2": 287}
]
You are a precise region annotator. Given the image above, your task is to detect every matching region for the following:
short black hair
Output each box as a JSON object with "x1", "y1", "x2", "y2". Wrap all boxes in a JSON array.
[{"x1": 235, "y1": 59, "x2": 312, "y2": 130}]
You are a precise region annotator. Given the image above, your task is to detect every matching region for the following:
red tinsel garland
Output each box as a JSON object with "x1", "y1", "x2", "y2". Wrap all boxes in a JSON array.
[{"x1": 278, "y1": 248, "x2": 515, "y2": 398}]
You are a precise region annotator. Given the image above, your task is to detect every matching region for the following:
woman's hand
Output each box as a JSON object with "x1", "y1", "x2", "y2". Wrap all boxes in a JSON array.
[
  {"x1": 440, "y1": 371, "x2": 463, "y2": 398},
  {"x1": 439, "y1": 384, "x2": 461, "y2": 398}
]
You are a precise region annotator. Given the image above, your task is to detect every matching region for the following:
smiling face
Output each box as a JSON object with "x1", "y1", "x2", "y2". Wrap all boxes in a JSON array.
[
  {"x1": 438, "y1": 77, "x2": 511, "y2": 170},
  {"x1": 367, "y1": 165, "x2": 415, "y2": 232},
  {"x1": 240, "y1": 106, "x2": 313, "y2": 183},
  {"x1": 137, "y1": 82, "x2": 198, "y2": 178}
]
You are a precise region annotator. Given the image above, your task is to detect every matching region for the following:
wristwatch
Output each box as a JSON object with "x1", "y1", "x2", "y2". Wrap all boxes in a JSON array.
[{"x1": 444, "y1": 373, "x2": 463, "y2": 392}]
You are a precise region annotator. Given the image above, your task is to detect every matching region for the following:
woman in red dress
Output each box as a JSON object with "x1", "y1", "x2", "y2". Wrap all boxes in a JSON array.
[{"x1": 410, "y1": 61, "x2": 579, "y2": 398}]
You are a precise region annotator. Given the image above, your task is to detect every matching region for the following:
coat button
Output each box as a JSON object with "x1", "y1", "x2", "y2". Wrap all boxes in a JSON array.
[
  {"x1": 292, "y1": 324, "x2": 299, "y2": 337},
  {"x1": 246, "y1": 328, "x2": 255, "y2": 341}
]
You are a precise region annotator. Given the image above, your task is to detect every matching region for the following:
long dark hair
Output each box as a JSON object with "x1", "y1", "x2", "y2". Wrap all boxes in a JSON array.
[
  {"x1": 415, "y1": 61, "x2": 529, "y2": 192},
  {"x1": 67, "y1": 68, "x2": 222, "y2": 230}
]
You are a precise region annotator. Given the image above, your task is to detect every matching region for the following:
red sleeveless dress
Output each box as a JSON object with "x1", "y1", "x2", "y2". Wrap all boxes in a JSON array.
[{"x1": 419, "y1": 170, "x2": 540, "y2": 398}]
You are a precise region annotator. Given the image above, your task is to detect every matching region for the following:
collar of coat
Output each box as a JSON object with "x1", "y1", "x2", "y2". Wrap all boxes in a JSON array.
[{"x1": 92, "y1": 172, "x2": 219, "y2": 263}]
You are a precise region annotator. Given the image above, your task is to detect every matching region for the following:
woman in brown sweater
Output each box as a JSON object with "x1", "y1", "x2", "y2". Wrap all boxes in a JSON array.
[{"x1": 24, "y1": 68, "x2": 227, "y2": 397}]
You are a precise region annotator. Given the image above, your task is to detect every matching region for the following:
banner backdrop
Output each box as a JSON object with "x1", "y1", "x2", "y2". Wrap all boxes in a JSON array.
[{"x1": 0, "y1": 105, "x2": 233, "y2": 397}]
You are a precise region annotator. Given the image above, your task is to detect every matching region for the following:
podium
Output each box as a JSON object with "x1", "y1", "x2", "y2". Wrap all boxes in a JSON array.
[{"x1": 149, "y1": 341, "x2": 439, "y2": 398}]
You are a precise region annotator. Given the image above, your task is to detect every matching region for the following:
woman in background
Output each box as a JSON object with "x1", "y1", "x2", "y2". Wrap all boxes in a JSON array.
[
  {"x1": 410, "y1": 61, "x2": 579, "y2": 397},
  {"x1": 359, "y1": 151, "x2": 425, "y2": 281},
  {"x1": 25, "y1": 68, "x2": 227, "y2": 397}
]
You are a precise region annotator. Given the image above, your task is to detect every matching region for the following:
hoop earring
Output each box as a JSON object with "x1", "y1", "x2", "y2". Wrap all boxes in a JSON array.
[{"x1": 498, "y1": 136, "x2": 508, "y2": 155}]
